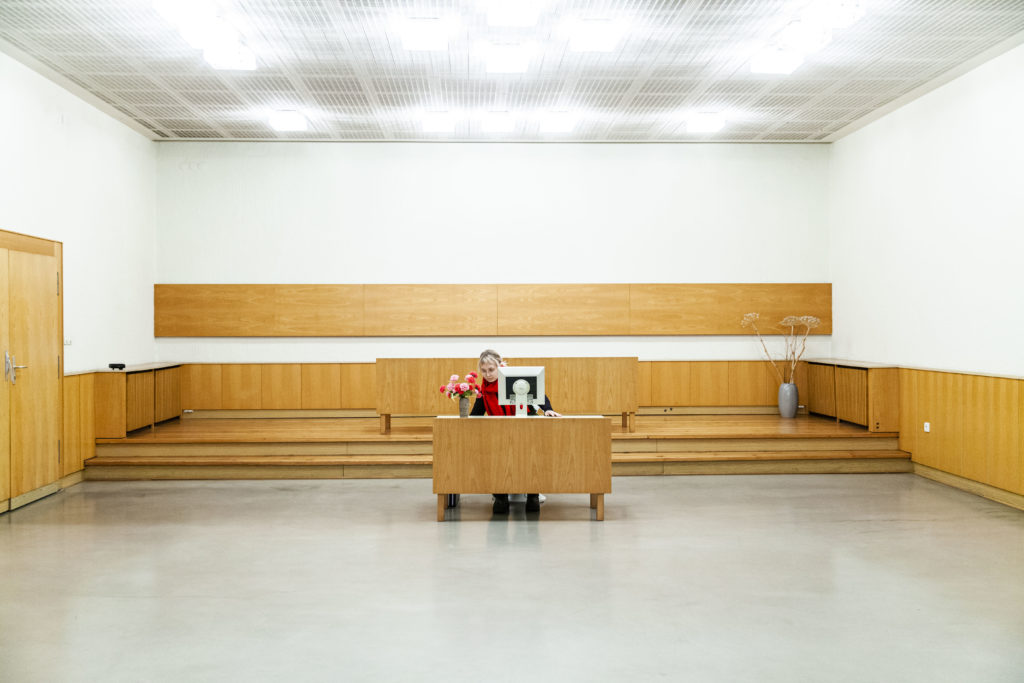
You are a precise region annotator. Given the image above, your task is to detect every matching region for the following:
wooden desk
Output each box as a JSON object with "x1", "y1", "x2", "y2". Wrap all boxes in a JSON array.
[{"x1": 432, "y1": 416, "x2": 612, "y2": 521}]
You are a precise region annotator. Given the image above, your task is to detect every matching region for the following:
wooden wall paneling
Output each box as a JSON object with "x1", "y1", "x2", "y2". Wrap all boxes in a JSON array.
[
  {"x1": 61, "y1": 376, "x2": 81, "y2": 476},
  {"x1": 915, "y1": 371, "x2": 963, "y2": 475},
  {"x1": 364, "y1": 285, "x2": 497, "y2": 336},
  {"x1": 638, "y1": 362, "x2": 652, "y2": 407},
  {"x1": 93, "y1": 373, "x2": 126, "y2": 438},
  {"x1": 650, "y1": 362, "x2": 691, "y2": 406},
  {"x1": 261, "y1": 364, "x2": 301, "y2": 409},
  {"x1": 221, "y1": 365, "x2": 262, "y2": 409},
  {"x1": 508, "y1": 357, "x2": 637, "y2": 414},
  {"x1": 0, "y1": 248, "x2": 9, "y2": 503},
  {"x1": 629, "y1": 283, "x2": 832, "y2": 335},
  {"x1": 154, "y1": 367, "x2": 181, "y2": 422},
  {"x1": 961, "y1": 375, "x2": 1020, "y2": 493},
  {"x1": 181, "y1": 364, "x2": 222, "y2": 410},
  {"x1": 498, "y1": 285, "x2": 630, "y2": 335},
  {"x1": 340, "y1": 363, "x2": 377, "y2": 409},
  {"x1": 898, "y1": 369, "x2": 918, "y2": 455},
  {"x1": 867, "y1": 368, "x2": 899, "y2": 432},
  {"x1": 835, "y1": 367, "x2": 868, "y2": 425},
  {"x1": 1019, "y1": 380, "x2": 1024, "y2": 495},
  {"x1": 301, "y1": 364, "x2": 342, "y2": 409},
  {"x1": 155, "y1": 284, "x2": 365, "y2": 337},
  {"x1": 126, "y1": 371, "x2": 154, "y2": 431},
  {"x1": 728, "y1": 361, "x2": 768, "y2": 406},
  {"x1": 690, "y1": 362, "x2": 730, "y2": 406},
  {"x1": 79, "y1": 374, "x2": 95, "y2": 464},
  {"x1": 807, "y1": 363, "x2": 835, "y2": 417},
  {"x1": 376, "y1": 358, "x2": 477, "y2": 415}
]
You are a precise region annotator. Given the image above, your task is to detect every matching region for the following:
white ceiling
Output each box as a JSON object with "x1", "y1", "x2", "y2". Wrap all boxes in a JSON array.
[{"x1": 2, "y1": 0, "x2": 1024, "y2": 142}]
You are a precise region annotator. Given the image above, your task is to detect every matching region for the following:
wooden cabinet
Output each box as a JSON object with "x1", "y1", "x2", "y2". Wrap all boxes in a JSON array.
[
  {"x1": 94, "y1": 363, "x2": 181, "y2": 438},
  {"x1": 807, "y1": 360, "x2": 899, "y2": 432}
]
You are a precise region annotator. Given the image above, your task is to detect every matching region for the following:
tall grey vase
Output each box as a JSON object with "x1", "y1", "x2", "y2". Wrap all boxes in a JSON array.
[
  {"x1": 778, "y1": 383, "x2": 798, "y2": 419},
  {"x1": 459, "y1": 397, "x2": 470, "y2": 418}
]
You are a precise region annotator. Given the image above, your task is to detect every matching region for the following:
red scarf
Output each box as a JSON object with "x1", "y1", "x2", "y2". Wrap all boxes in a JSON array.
[{"x1": 480, "y1": 378, "x2": 516, "y2": 416}]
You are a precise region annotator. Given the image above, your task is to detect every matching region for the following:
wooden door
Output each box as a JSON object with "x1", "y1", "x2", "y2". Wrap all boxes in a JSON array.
[
  {"x1": 0, "y1": 248, "x2": 10, "y2": 503},
  {"x1": 9, "y1": 250, "x2": 60, "y2": 498}
]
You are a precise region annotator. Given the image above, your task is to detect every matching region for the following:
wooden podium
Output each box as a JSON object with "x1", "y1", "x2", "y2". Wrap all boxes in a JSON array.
[{"x1": 432, "y1": 416, "x2": 612, "y2": 521}]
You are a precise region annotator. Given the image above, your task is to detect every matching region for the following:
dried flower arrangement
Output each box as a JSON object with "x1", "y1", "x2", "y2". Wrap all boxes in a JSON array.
[{"x1": 741, "y1": 313, "x2": 822, "y2": 384}]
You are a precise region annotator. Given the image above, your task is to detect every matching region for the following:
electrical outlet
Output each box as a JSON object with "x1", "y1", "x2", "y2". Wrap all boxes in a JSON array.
[
  {"x1": 63, "y1": 338, "x2": 72, "y2": 346},
  {"x1": 923, "y1": 422, "x2": 930, "y2": 433}
]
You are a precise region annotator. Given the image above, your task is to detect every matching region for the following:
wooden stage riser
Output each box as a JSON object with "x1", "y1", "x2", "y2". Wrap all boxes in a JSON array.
[
  {"x1": 95, "y1": 437, "x2": 898, "y2": 459},
  {"x1": 85, "y1": 460, "x2": 911, "y2": 481}
]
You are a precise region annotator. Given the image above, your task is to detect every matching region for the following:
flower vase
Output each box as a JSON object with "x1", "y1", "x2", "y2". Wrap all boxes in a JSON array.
[
  {"x1": 459, "y1": 396, "x2": 470, "y2": 418},
  {"x1": 778, "y1": 383, "x2": 798, "y2": 419}
]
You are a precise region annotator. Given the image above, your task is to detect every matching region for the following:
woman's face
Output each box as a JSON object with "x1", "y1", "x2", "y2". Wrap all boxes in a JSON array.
[{"x1": 479, "y1": 359, "x2": 500, "y2": 383}]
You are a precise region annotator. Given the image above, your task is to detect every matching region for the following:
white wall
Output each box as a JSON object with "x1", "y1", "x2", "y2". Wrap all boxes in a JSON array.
[
  {"x1": 828, "y1": 42, "x2": 1024, "y2": 377},
  {"x1": 0, "y1": 51, "x2": 157, "y2": 372},
  {"x1": 155, "y1": 142, "x2": 832, "y2": 362}
]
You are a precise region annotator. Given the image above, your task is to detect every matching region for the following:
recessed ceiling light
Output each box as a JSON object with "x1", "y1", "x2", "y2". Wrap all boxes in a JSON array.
[
  {"x1": 484, "y1": 0, "x2": 544, "y2": 27},
  {"x1": 485, "y1": 42, "x2": 533, "y2": 73},
  {"x1": 481, "y1": 112, "x2": 516, "y2": 133},
  {"x1": 750, "y1": 46, "x2": 805, "y2": 75},
  {"x1": 268, "y1": 110, "x2": 307, "y2": 132},
  {"x1": 204, "y1": 43, "x2": 256, "y2": 70},
  {"x1": 396, "y1": 17, "x2": 454, "y2": 51},
  {"x1": 422, "y1": 111, "x2": 458, "y2": 133},
  {"x1": 539, "y1": 111, "x2": 580, "y2": 133},
  {"x1": 565, "y1": 18, "x2": 628, "y2": 52},
  {"x1": 687, "y1": 112, "x2": 726, "y2": 133}
]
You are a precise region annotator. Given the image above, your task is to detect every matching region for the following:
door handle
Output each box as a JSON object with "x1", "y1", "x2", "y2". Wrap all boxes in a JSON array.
[{"x1": 9, "y1": 354, "x2": 26, "y2": 384}]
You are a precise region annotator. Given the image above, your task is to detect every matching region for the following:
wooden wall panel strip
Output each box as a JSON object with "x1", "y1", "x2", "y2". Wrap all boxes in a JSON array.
[
  {"x1": 222, "y1": 365, "x2": 262, "y2": 409},
  {"x1": 650, "y1": 361, "x2": 691, "y2": 405},
  {"x1": 182, "y1": 364, "x2": 222, "y2": 410},
  {"x1": 340, "y1": 363, "x2": 376, "y2": 409},
  {"x1": 915, "y1": 372, "x2": 963, "y2": 476},
  {"x1": 155, "y1": 283, "x2": 831, "y2": 337},
  {"x1": 868, "y1": 368, "x2": 899, "y2": 432},
  {"x1": 93, "y1": 373, "x2": 126, "y2": 439},
  {"x1": 155, "y1": 285, "x2": 364, "y2": 337},
  {"x1": 62, "y1": 376, "x2": 81, "y2": 477},
  {"x1": 498, "y1": 285, "x2": 630, "y2": 335},
  {"x1": 638, "y1": 362, "x2": 652, "y2": 407},
  {"x1": 364, "y1": 285, "x2": 496, "y2": 337},
  {"x1": 962, "y1": 375, "x2": 1020, "y2": 493},
  {"x1": 898, "y1": 369, "x2": 917, "y2": 455},
  {"x1": 301, "y1": 364, "x2": 342, "y2": 409},
  {"x1": 629, "y1": 283, "x2": 832, "y2": 335},
  {"x1": 154, "y1": 367, "x2": 181, "y2": 423},
  {"x1": 835, "y1": 367, "x2": 868, "y2": 425},
  {"x1": 729, "y1": 361, "x2": 768, "y2": 406},
  {"x1": 262, "y1": 364, "x2": 301, "y2": 410},
  {"x1": 79, "y1": 374, "x2": 95, "y2": 465},
  {"x1": 690, "y1": 362, "x2": 730, "y2": 406},
  {"x1": 126, "y1": 372, "x2": 154, "y2": 431}
]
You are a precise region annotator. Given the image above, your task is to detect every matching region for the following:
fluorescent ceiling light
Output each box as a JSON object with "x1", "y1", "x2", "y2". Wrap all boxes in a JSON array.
[
  {"x1": 269, "y1": 110, "x2": 307, "y2": 132},
  {"x1": 421, "y1": 111, "x2": 458, "y2": 133},
  {"x1": 204, "y1": 42, "x2": 256, "y2": 70},
  {"x1": 777, "y1": 18, "x2": 832, "y2": 53},
  {"x1": 566, "y1": 18, "x2": 628, "y2": 52},
  {"x1": 481, "y1": 112, "x2": 516, "y2": 133},
  {"x1": 686, "y1": 112, "x2": 726, "y2": 134},
  {"x1": 750, "y1": 46, "x2": 804, "y2": 75},
  {"x1": 484, "y1": 0, "x2": 544, "y2": 27},
  {"x1": 485, "y1": 42, "x2": 533, "y2": 73},
  {"x1": 539, "y1": 111, "x2": 579, "y2": 133},
  {"x1": 396, "y1": 17, "x2": 453, "y2": 51}
]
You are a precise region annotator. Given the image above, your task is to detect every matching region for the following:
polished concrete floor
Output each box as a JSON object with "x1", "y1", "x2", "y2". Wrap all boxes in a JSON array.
[{"x1": 1, "y1": 475, "x2": 1023, "y2": 682}]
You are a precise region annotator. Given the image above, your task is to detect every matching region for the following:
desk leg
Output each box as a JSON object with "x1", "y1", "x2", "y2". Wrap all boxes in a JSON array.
[
  {"x1": 621, "y1": 412, "x2": 628, "y2": 430},
  {"x1": 590, "y1": 494, "x2": 598, "y2": 509},
  {"x1": 379, "y1": 413, "x2": 391, "y2": 435},
  {"x1": 437, "y1": 494, "x2": 446, "y2": 521},
  {"x1": 629, "y1": 412, "x2": 636, "y2": 433},
  {"x1": 595, "y1": 494, "x2": 604, "y2": 521}
]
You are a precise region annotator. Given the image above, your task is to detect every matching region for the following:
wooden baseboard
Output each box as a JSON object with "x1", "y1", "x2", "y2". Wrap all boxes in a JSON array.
[
  {"x1": 913, "y1": 464, "x2": 1024, "y2": 512},
  {"x1": 85, "y1": 464, "x2": 433, "y2": 480},
  {"x1": 184, "y1": 409, "x2": 377, "y2": 419},
  {"x1": 1, "y1": 471, "x2": 86, "y2": 514}
]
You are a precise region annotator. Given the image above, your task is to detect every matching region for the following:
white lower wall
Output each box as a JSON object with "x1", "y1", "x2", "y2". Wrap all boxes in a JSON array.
[
  {"x1": 828, "y1": 42, "x2": 1024, "y2": 377},
  {"x1": 0, "y1": 51, "x2": 157, "y2": 372},
  {"x1": 155, "y1": 142, "x2": 832, "y2": 362}
]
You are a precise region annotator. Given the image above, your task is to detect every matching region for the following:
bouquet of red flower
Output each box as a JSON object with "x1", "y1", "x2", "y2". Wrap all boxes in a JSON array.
[{"x1": 440, "y1": 372, "x2": 482, "y2": 400}]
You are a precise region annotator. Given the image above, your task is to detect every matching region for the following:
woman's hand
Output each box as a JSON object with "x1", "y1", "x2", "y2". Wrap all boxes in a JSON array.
[{"x1": 543, "y1": 410, "x2": 561, "y2": 417}]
